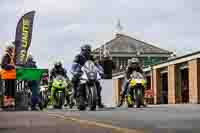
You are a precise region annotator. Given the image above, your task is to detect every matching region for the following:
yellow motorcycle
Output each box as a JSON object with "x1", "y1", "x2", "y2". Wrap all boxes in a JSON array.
[{"x1": 127, "y1": 71, "x2": 146, "y2": 108}]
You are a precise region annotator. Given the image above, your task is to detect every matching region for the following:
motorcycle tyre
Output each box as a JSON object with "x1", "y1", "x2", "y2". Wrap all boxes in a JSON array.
[{"x1": 88, "y1": 86, "x2": 97, "y2": 111}]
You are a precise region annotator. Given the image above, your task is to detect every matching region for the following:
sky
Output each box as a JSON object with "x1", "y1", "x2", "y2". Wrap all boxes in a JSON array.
[{"x1": 0, "y1": 0, "x2": 200, "y2": 70}]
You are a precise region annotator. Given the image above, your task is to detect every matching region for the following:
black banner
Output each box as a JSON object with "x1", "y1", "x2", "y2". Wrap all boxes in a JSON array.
[
  {"x1": 15, "y1": 11, "x2": 35, "y2": 65},
  {"x1": 100, "y1": 59, "x2": 116, "y2": 79}
]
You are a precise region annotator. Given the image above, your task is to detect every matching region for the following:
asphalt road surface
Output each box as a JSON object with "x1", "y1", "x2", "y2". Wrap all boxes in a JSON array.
[{"x1": 1, "y1": 104, "x2": 200, "y2": 133}]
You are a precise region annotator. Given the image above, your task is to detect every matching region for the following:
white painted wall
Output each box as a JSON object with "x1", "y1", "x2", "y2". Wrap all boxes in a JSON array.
[{"x1": 101, "y1": 79, "x2": 115, "y2": 107}]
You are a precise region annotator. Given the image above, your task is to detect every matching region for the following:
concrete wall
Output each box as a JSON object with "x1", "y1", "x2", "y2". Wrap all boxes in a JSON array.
[
  {"x1": 101, "y1": 79, "x2": 116, "y2": 107},
  {"x1": 112, "y1": 78, "x2": 123, "y2": 106}
]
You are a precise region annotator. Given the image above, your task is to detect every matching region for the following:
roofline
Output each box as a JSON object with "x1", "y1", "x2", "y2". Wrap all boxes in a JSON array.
[
  {"x1": 93, "y1": 36, "x2": 119, "y2": 52},
  {"x1": 152, "y1": 50, "x2": 200, "y2": 67},
  {"x1": 123, "y1": 34, "x2": 172, "y2": 54},
  {"x1": 93, "y1": 33, "x2": 172, "y2": 54},
  {"x1": 93, "y1": 52, "x2": 172, "y2": 55}
]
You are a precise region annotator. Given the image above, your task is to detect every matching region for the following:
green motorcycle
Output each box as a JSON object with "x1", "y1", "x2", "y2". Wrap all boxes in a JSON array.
[{"x1": 51, "y1": 75, "x2": 67, "y2": 109}]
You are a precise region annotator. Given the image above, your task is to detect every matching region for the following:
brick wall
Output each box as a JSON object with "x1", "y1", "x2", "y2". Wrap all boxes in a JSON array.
[
  {"x1": 168, "y1": 65, "x2": 177, "y2": 104},
  {"x1": 189, "y1": 59, "x2": 200, "y2": 103},
  {"x1": 153, "y1": 69, "x2": 161, "y2": 104}
]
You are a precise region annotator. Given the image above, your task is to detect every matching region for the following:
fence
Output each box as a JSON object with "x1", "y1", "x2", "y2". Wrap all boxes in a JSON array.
[
  {"x1": 0, "y1": 68, "x2": 48, "y2": 110},
  {"x1": 0, "y1": 79, "x2": 30, "y2": 110},
  {"x1": 15, "y1": 80, "x2": 30, "y2": 110}
]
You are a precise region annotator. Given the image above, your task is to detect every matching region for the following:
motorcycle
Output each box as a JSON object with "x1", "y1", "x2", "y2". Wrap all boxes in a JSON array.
[
  {"x1": 77, "y1": 60, "x2": 102, "y2": 111},
  {"x1": 127, "y1": 71, "x2": 146, "y2": 108},
  {"x1": 64, "y1": 80, "x2": 74, "y2": 109},
  {"x1": 39, "y1": 84, "x2": 49, "y2": 109},
  {"x1": 51, "y1": 75, "x2": 67, "y2": 109}
]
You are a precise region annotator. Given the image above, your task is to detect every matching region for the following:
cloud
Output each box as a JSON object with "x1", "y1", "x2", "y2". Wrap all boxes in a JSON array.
[{"x1": 0, "y1": 0, "x2": 200, "y2": 68}]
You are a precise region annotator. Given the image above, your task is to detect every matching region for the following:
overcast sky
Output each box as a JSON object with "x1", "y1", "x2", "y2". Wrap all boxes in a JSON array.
[{"x1": 0, "y1": 0, "x2": 200, "y2": 69}]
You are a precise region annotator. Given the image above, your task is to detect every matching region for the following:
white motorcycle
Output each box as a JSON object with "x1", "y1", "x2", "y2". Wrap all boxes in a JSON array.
[{"x1": 77, "y1": 60, "x2": 102, "y2": 111}]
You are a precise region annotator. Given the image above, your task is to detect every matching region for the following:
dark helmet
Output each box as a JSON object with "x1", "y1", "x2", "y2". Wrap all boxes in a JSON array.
[
  {"x1": 81, "y1": 44, "x2": 92, "y2": 56},
  {"x1": 54, "y1": 61, "x2": 62, "y2": 68}
]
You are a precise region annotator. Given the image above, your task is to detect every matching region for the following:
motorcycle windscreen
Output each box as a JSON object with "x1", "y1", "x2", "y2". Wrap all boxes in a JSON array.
[
  {"x1": 131, "y1": 71, "x2": 144, "y2": 79},
  {"x1": 82, "y1": 60, "x2": 96, "y2": 73},
  {"x1": 54, "y1": 75, "x2": 65, "y2": 81}
]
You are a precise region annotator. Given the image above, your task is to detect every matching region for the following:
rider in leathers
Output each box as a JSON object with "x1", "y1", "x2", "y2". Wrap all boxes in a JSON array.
[
  {"x1": 117, "y1": 57, "x2": 144, "y2": 107},
  {"x1": 49, "y1": 61, "x2": 71, "y2": 103},
  {"x1": 25, "y1": 54, "x2": 42, "y2": 110},
  {"x1": 71, "y1": 44, "x2": 104, "y2": 108}
]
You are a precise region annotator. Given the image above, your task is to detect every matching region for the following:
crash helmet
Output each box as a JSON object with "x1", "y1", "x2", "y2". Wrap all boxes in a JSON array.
[
  {"x1": 81, "y1": 44, "x2": 92, "y2": 57},
  {"x1": 54, "y1": 61, "x2": 62, "y2": 69},
  {"x1": 5, "y1": 41, "x2": 15, "y2": 51},
  {"x1": 129, "y1": 57, "x2": 140, "y2": 69}
]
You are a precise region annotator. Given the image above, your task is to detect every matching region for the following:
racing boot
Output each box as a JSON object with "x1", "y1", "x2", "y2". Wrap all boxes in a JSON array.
[
  {"x1": 117, "y1": 92, "x2": 125, "y2": 107},
  {"x1": 117, "y1": 98, "x2": 124, "y2": 107},
  {"x1": 31, "y1": 96, "x2": 38, "y2": 110},
  {"x1": 96, "y1": 82, "x2": 104, "y2": 108},
  {"x1": 98, "y1": 96, "x2": 104, "y2": 108}
]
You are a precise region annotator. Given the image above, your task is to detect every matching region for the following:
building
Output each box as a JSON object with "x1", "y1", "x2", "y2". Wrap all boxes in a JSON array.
[
  {"x1": 93, "y1": 33, "x2": 173, "y2": 73},
  {"x1": 113, "y1": 51, "x2": 200, "y2": 105},
  {"x1": 92, "y1": 33, "x2": 173, "y2": 106}
]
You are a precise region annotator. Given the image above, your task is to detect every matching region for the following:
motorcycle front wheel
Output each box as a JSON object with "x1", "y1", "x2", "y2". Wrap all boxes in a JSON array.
[
  {"x1": 77, "y1": 96, "x2": 86, "y2": 111},
  {"x1": 87, "y1": 84, "x2": 97, "y2": 111},
  {"x1": 55, "y1": 91, "x2": 65, "y2": 109},
  {"x1": 134, "y1": 88, "x2": 143, "y2": 108}
]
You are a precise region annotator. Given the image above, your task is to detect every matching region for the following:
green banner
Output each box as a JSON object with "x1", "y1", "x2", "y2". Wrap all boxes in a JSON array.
[{"x1": 16, "y1": 68, "x2": 47, "y2": 80}]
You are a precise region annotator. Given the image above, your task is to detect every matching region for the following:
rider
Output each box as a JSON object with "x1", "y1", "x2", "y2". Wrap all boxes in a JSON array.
[
  {"x1": 1, "y1": 42, "x2": 16, "y2": 108},
  {"x1": 117, "y1": 57, "x2": 144, "y2": 107},
  {"x1": 25, "y1": 54, "x2": 42, "y2": 110},
  {"x1": 71, "y1": 44, "x2": 104, "y2": 108},
  {"x1": 49, "y1": 61, "x2": 71, "y2": 103},
  {"x1": 1, "y1": 42, "x2": 15, "y2": 70},
  {"x1": 41, "y1": 72, "x2": 48, "y2": 86}
]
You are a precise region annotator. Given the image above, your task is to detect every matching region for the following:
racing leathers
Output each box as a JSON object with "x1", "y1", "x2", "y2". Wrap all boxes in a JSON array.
[
  {"x1": 71, "y1": 54, "x2": 104, "y2": 108},
  {"x1": 49, "y1": 66, "x2": 72, "y2": 103},
  {"x1": 118, "y1": 66, "x2": 144, "y2": 107}
]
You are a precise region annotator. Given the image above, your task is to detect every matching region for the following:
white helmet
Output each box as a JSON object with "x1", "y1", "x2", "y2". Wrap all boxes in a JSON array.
[
  {"x1": 5, "y1": 41, "x2": 14, "y2": 50},
  {"x1": 130, "y1": 57, "x2": 139, "y2": 64}
]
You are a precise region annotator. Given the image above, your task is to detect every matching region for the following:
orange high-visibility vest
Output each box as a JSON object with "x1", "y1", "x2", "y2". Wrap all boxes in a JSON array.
[{"x1": 0, "y1": 50, "x2": 16, "y2": 80}]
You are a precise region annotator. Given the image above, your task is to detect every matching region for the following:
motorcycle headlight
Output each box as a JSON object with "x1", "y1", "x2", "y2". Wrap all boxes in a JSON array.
[{"x1": 87, "y1": 72, "x2": 97, "y2": 80}]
